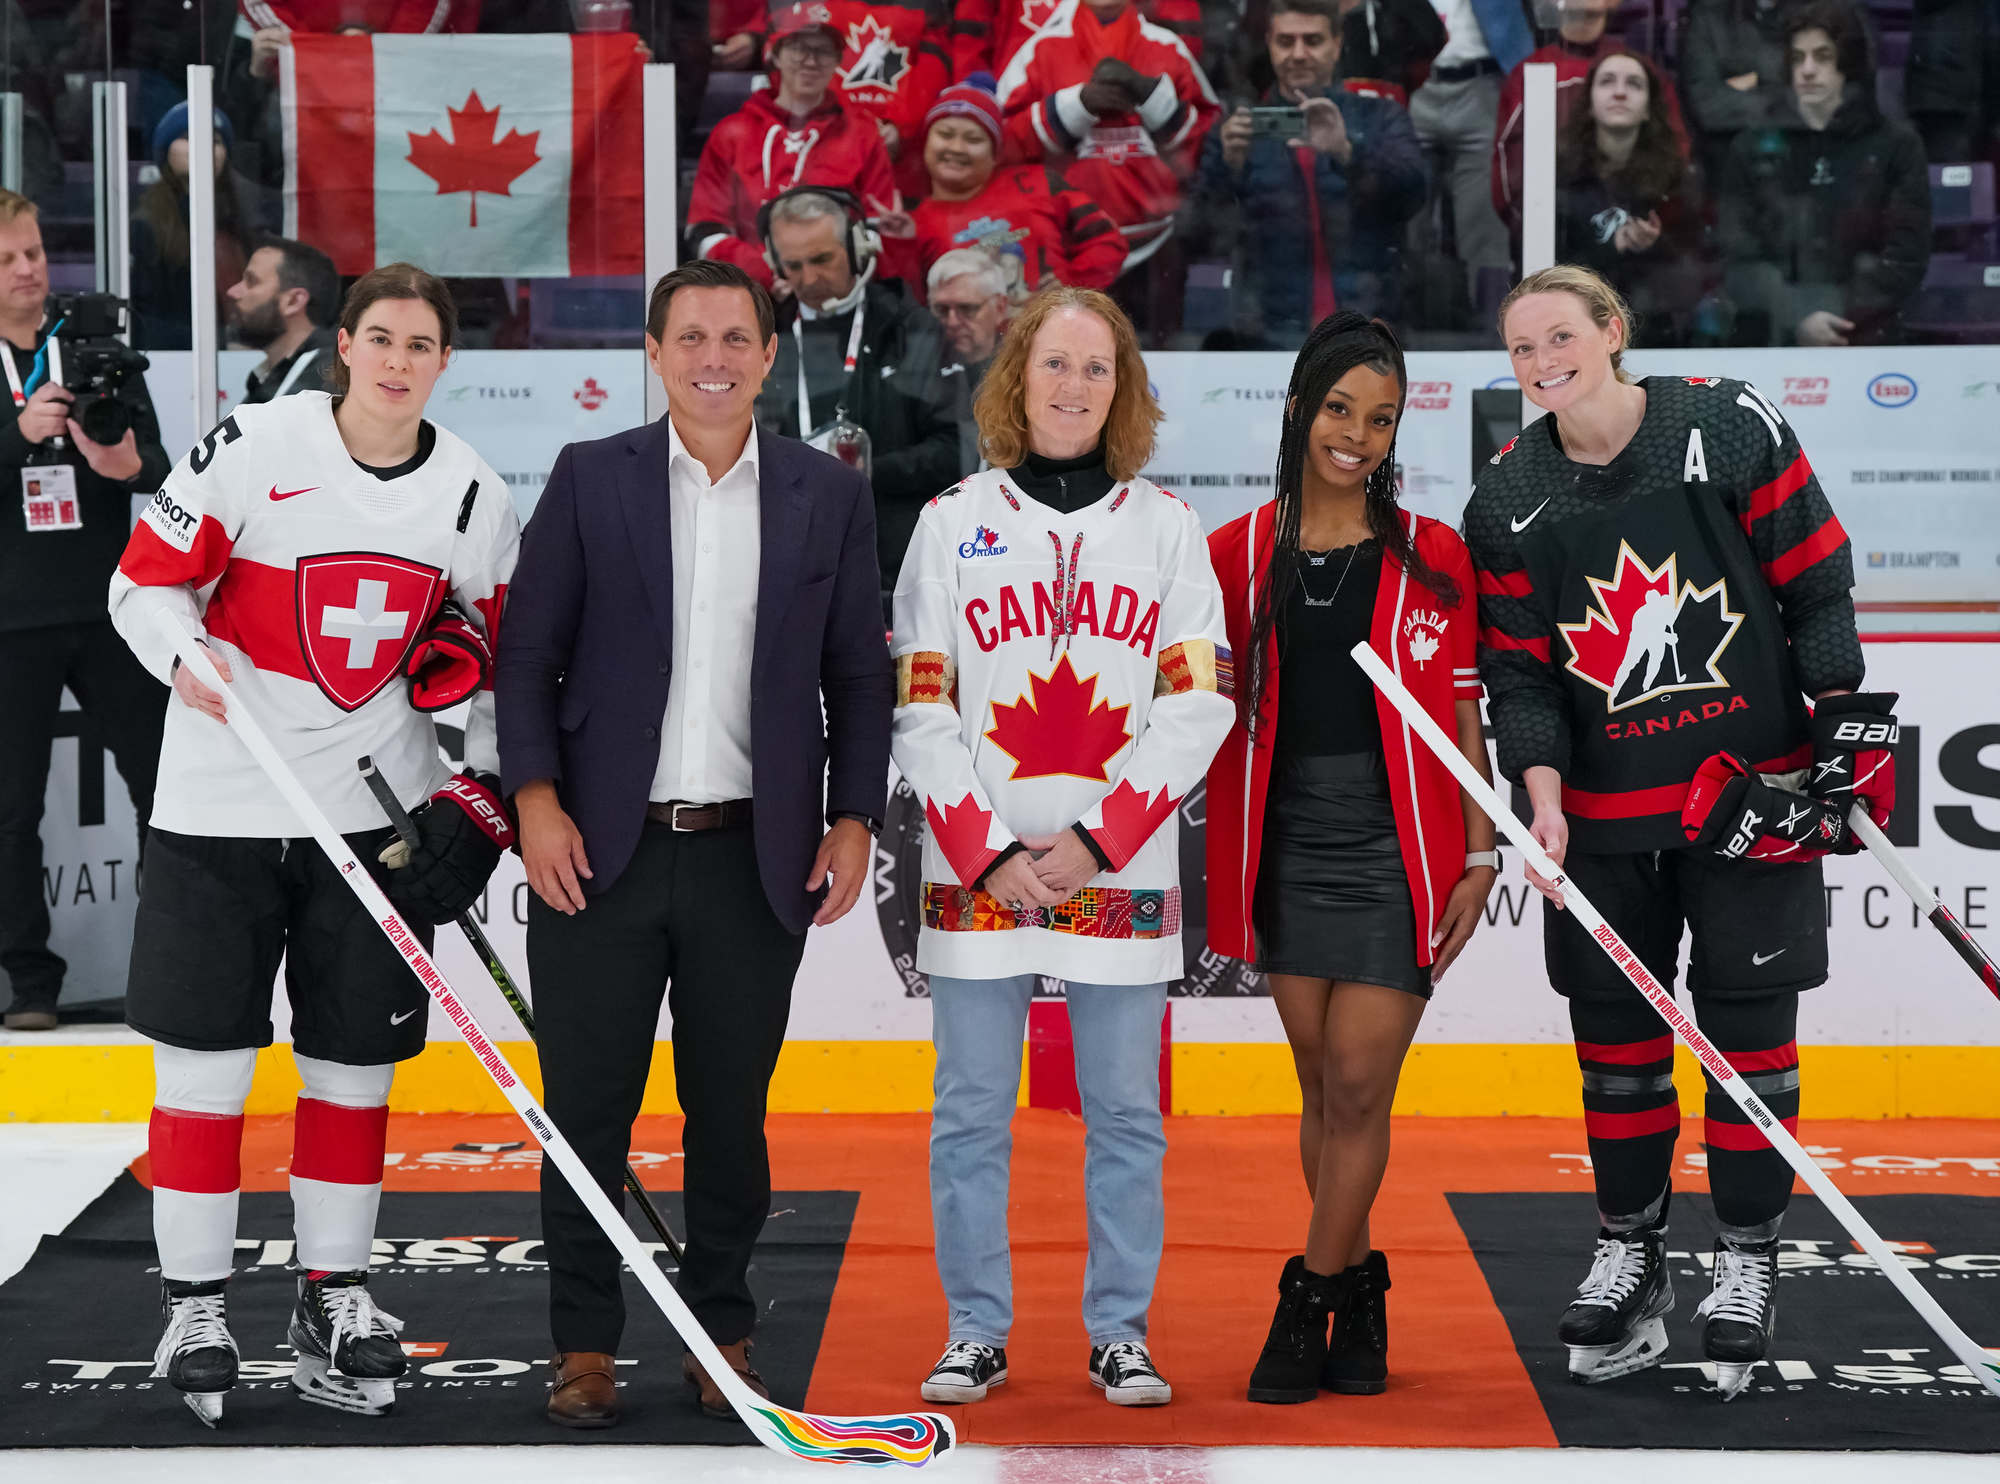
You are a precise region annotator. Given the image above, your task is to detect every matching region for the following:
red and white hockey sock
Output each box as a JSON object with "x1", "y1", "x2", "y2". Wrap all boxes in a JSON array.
[
  {"x1": 149, "y1": 1044, "x2": 256, "y2": 1282},
  {"x1": 290, "y1": 1056, "x2": 394, "y2": 1273}
]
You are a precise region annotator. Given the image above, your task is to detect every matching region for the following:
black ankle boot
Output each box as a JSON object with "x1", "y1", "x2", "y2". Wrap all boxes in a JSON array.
[
  {"x1": 1247, "y1": 1256, "x2": 1344, "y2": 1404},
  {"x1": 1323, "y1": 1249, "x2": 1391, "y2": 1394}
]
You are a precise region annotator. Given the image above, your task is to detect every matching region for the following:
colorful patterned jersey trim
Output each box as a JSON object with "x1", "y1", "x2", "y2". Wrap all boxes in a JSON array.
[
  {"x1": 896, "y1": 650, "x2": 957, "y2": 709},
  {"x1": 1156, "y1": 639, "x2": 1232, "y2": 698},
  {"x1": 922, "y1": 883, "x2": 1182, "y2": 939}
]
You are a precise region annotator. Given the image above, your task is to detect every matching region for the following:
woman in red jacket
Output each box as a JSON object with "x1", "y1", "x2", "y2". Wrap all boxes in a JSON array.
[{"x1": 1205, "y1": 312, "x2": 1498, "y2": 1404}]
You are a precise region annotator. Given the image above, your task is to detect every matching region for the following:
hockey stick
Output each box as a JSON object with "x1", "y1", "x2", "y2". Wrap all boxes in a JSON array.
[
  {"x1": 355, "y1": 757, "x2": 688, "y2": 1265},
  {"x1": 1351, "y1": 639, "x2": 2000, "y2": 1398},
  {"x1": 159, "y1": 616, "x2": 954, "y2": 1465},
  {"x1": 1846, "y1": 808, "x2": 2000, "y2": 1002}
]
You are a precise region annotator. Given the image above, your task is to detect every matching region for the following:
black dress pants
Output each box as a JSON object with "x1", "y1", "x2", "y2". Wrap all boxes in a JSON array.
[
  {"x1": 0, "y1": 621, "x2": 166, "y2": 1009},
  {"x1": 529, "y1": 817, "x2": 807, "y2": 1354}
]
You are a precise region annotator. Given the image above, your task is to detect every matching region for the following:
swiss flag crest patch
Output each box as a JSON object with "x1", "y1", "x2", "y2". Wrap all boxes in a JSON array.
[{"x1": 295, "y1": 552, "x2": 444, "y2": 711}]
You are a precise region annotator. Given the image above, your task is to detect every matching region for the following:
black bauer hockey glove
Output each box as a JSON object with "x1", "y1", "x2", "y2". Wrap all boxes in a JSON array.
[
  {"x1": 384, "y1": 773, "x2": 513, "y2": 924},
  {"x1": 1806, "y1": 692, "x2": 1899, "y2": 851},
  {"x1": 404, "y1": 599, "x2": 492, "y2": 713},
  {"x1": 1682, "y1": 751, "x2": 1849, "y2": 863}
]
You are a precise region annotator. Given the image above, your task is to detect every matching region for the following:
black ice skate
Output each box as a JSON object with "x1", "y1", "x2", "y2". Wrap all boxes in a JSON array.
[
  {"x1": 154, "y1": 1278, "x2": 238, "y2": 1427},
  {"x1": 1557, "y1": 1227, "x2": 1673, "y2": 1384},
  {"x1": 288, "y1": 1269, "x2": 407, "y2": 1415},
  {"x1": 1697, "y1": 1235, "x2": 1779, "y2": 1401}
]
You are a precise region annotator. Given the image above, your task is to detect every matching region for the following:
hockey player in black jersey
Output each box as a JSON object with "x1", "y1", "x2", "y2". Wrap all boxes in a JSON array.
[{"x1": 1464, "y1": 265, "x2": 1897, "y2": 1401}]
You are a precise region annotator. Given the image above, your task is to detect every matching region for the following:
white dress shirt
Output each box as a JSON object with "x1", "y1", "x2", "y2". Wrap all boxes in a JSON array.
[
  {"x1": 650, "y1": 418, "x2": 761, "y2": 804},
  {"x1": 1429, "y1": 0, "x2": 1491, "y2": 68}
]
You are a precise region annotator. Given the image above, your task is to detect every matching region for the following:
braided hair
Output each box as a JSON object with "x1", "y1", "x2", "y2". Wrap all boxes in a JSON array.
[{"x1": 1243, "y1": 312, "x2": 1460, "y2": 737}]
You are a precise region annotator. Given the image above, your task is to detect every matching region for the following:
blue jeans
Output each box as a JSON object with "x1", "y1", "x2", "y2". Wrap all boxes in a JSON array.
[{"x1": 928, "y1": 974, "x2": 1169, "y2": 1348}]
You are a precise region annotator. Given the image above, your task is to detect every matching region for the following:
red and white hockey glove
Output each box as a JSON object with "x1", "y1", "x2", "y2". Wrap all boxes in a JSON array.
[
  {"x1": 384, "y1": 772, "x2": 513, "y2": 924},
  {"x1": 404, "y1": 599, "x2": 491, "y2": 713},
  {"x1": 1682, "y1": 751, "x2": 1849, "y2": 863},
  {"x1": 1806, "y1": 692, "x2": 1898, "y2": 850}
]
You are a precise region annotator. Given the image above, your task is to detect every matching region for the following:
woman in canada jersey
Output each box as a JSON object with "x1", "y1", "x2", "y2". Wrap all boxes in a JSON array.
[
  {"x1": 1205, "y1": 311, "x2": 1498, "y2": 1404},
  {"x1": 106, "y1": 263, "x2": 518, "y2": 1427},
  {"x1": 890, "y1": 284, "x2": 1233, "y2": 1409},
  {"x1": 1463, "y1": 263, "x2": 1893, "y2": 1401}
]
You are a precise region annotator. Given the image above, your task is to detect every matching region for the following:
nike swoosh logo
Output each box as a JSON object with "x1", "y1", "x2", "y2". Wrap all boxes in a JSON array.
[
  {"x1": 1751, "y1": 949, "x2": 1787, "y2": 966},
  {"x1": 1510, "y1": 498, "x2": 1551, "y2": 533},
  {"x1": 269, "y1": 485, "x2": 318, "y2": 501},
  {"x1": 390, "y1": 1007, "x2": 420, "y2": 1025}
]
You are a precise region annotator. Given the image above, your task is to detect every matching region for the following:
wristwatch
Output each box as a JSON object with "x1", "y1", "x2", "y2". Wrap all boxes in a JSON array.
[{"x1": 1465, "y1": 850, "x2": 1501, "y2": 872}]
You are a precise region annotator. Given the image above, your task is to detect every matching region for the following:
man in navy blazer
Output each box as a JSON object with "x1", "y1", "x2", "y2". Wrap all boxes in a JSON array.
[{"x1": 496, "y1": 260, "x2": 892, "y2": 1429}]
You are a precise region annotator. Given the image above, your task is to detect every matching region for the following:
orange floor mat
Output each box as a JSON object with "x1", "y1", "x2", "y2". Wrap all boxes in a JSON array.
[{"x1": 148, "y1": 1111, "x2": 2000, "y2": 1448}]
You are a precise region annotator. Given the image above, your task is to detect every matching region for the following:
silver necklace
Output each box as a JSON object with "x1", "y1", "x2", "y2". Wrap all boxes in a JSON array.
[{"x1": 1297, "y1": 542, "x2": 1363, "y2": 608}]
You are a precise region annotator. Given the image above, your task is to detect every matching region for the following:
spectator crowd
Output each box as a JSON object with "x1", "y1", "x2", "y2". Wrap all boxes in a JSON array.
[{"x1": 2, "y1": 0, "x2": 1994, "y2": 508}]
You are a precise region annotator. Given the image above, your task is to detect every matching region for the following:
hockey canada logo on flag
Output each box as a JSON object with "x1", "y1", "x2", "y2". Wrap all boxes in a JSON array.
[
  {"x1": 1558, "y1": 541, "x2": 1744, "y2": 713},
  {"x1": 296, "y1": 553, "x2": 446, "y2": 712},
  {"x1": 959, "y1": 525, "x2": 1009, "y2": 558},
  {"x1": 841, "y1": 15, "x2": 911, "y2": 96}
]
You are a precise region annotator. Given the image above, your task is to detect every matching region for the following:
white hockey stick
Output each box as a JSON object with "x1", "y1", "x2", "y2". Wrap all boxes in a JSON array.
[
  {"x1": 1351, "y1": 639, "x2": 2000, "y2": 1399},
  {"x1": 1847, "y1": 808, "x2": 2000, "y2": 1004},
  {"x1": 158, "y1": 615, "x2": 955, "y2": 1466}
]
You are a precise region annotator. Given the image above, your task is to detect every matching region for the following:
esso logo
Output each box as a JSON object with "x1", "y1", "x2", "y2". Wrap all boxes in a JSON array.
[
  {"x1": 1486, "y1": 376, "x2": 1519, "y2": 390},
  {"x1": 1867, "y1": 374, "x2": 1918, "y2": 407}
]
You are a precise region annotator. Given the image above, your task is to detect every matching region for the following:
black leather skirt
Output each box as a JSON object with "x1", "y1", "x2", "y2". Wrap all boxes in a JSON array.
[{"x1": 1253, "y1": 751, "x2": 1433, "y2": 998}]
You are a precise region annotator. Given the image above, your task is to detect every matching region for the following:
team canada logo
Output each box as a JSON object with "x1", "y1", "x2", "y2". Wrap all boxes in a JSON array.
[
  {"x1": 841, "y1": 16, "x2": 910, "y2": 95},
  {"x1": 1402, "y1": 610, "x2": 1447, "y2": 669},
  {"x1": 296, "y1": 553, "x2": 445, "y2": 712},
  {"x1": 1558, "y1": 542, "x2": 1743, "y2": 712},
  {"x1": 959, "y1": 525, "x2": 1008, "y2": 558}
]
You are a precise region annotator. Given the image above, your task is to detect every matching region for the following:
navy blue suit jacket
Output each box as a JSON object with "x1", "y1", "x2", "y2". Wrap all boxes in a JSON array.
[{"x1": 495, "y1": 417, "x2": 892, "y2": 934}]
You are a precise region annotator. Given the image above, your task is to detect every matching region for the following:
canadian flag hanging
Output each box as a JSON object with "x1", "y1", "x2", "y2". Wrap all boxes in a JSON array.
[{"x1": 281, "y1": 34, "x2": 644, "y2": 277}]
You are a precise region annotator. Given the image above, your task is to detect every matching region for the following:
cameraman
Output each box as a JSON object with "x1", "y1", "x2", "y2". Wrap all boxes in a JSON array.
[{"x1": 0, "y1": 189, "x2": 170, "y2": 1031}]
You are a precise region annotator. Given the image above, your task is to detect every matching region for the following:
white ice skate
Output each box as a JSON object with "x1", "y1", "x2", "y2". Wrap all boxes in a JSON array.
[
  {"x1": 1559, "y1": 1228, "x2": 1673, "y2": 1384},
  {"x1": 154, "y1": 1279, "x2": 237, "y2": 1427},
  {"x1": 287, "y1": 1270, "x2": 407, "y2": 1416}
]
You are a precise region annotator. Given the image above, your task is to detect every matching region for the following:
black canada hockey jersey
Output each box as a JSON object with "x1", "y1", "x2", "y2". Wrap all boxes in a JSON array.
[{"x1": 1463, "y1": 375, "x2": 1863, "y2": 853}]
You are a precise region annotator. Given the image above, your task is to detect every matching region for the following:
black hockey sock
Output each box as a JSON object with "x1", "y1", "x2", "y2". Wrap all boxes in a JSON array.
[
  {"x1": 1696, "y1": 993, "x2": 1801, "y2": 1238},
  {"x1": 1570, "y1": 997, "x2": 1679, "y2": 1231}
]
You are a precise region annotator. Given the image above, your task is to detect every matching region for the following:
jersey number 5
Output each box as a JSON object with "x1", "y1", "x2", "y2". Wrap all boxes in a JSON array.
[{"x1": 188, "y1": 415, "x2": 243, "y2": 475}]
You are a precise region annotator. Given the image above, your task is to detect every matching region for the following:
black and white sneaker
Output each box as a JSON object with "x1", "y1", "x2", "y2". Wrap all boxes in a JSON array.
[
  {"x1": 920, "y1": 1340, "x2": 1008, "y2": 1403},
  {"x1": 1089, "y1": 1340, "x2": 1172, "y2": 1406}
]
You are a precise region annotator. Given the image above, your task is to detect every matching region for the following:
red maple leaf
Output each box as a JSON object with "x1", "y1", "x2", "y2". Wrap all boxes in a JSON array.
[
  {"x1": 925, "y1": 792, "x2": 1000, "y2": 885},
  {"x1": 984, "y1": 655, "x2": 1131, "y2": 781},
  {"x1": 1558, "y1": 542, "x2": 1675, "y2": 701},
  {"x1": 1090, "y1": 780, "x2": 1180, "y2": 871},
  {"x1": 406, "y1": 92, "x2": 541, "y2": 228}
]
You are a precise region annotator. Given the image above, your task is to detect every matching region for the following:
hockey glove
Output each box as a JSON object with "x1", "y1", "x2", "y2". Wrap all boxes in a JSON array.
[
  {"x1": 384, "y1": 772, "x2": 513, "y2": 923},
  {"x1": 1682, "y1": 751, "x2": 1849, "y2": 863},
  {"x1": 404, "y1": 599, "x2": 491, "y2": 713},
  {"x1": 1806, "y1": 692, "x2": 1898, "y2": 849}
]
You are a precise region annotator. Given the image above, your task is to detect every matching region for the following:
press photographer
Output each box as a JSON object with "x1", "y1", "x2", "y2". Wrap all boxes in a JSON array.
[{"x1": 0, "y1": 189, "x2": 170, "y2": 1032}]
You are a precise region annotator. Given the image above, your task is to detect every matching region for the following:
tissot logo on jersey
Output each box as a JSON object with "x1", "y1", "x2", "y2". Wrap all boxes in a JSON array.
[
  {"x1": 1559, "y1": 542, "x2": 1744, "y2": 713},
  {"x1": 296, "y1": 553, "x2": 446, "y2": 711},
  {"x1": 142, "y1": 488, "x2": 201, "y2": 553}
]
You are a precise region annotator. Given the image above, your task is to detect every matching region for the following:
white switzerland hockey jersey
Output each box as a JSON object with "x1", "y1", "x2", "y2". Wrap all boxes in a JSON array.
[
  {"x1": 109, "y1": 393, "x2": 518, "y2": 838},
  {"x1": 891, "y1": 467, "x2": 1234, "y2": 984}
]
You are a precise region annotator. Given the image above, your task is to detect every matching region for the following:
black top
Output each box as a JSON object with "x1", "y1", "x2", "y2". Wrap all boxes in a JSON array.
[
  {"x1": 1007, "y1": 445, "x2": 1116, "y2": 515},
  {"x1": 352, "y1": 420, "x2": 437, "y2": 482},
  {"x1": 1275, "y1": 539, "x2": 1382, "y2": 758},
  {"x1": 0, "y1": 337, "x2": 172, "y2": 634}
]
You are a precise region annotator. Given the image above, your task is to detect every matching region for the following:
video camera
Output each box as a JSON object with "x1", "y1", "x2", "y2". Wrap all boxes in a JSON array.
[{"x1": 44, "y1": 292, "x2": 150, "y2": 445}]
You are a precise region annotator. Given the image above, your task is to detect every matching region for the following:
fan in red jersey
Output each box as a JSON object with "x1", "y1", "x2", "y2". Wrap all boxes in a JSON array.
[
  {"x1": 951, "y1": 0, "x2": 1205, "y2": 81},
  {"x1": 900, "y1": 77, "x2": 1128, "y2": 301},
  {"x1": 106, "y1": 263, "x2": 518, "y2": 1428},
  {"x1": 686, "y1": 3, "x2": 900, "y2": 287},
  {"x1": 994, "y1": 0, "x2": 1221, "y2": 337},
  {"x1": 1463, "y1": 263, "x2": 1893, "y2": 1403}
]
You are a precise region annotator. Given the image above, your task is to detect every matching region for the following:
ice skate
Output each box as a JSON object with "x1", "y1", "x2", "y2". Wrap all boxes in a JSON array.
[
  {"x1": 1558, "y1": 1228, "x2": 1673, "y2": 1384},
  {"x1": 154, "y1": 1278, "x2": 237, "y2": 1426},
  {"x1": 1697, "y1": 1235, "x2": 1779, "y2": 1401},
  {"x1": 287, "y1": 1269, "x2": 407, "y2": 1416}
]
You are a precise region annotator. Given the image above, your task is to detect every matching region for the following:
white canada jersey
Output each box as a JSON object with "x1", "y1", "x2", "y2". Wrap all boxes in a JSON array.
[
  {"x1": 109, "y1": 392, "x2": 518, "y2": 838},
  {"x1": 890, "y1": 467, "x2": 1233, "y2": 984}
]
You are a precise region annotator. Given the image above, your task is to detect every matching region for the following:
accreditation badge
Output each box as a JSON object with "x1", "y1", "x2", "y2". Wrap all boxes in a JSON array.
[{"x1": 21, "y1": 463, "x2": 81, "y2": 532}]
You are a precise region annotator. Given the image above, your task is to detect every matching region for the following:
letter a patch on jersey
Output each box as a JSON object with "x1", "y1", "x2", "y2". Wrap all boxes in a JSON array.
[
  {"x1": 1557, "y1": 542, "x2": 1745, "y2": 712},
  {"x1": 296, "y1": 553, "x2": 444, "y2": 711},
  {"x1": 1684, "y1": 428, "x2": 1709, "y2": 483}
]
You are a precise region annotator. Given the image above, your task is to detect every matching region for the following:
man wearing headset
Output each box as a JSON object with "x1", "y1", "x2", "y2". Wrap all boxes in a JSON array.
[{"x1": 752, "y1": 187, "x2": 964, "y2": 605}]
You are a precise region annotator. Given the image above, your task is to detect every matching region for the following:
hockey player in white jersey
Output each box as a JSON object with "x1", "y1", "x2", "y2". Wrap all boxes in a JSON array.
[{"x1": 107, "y1": 264, "x2": 520, "y2": 1426}]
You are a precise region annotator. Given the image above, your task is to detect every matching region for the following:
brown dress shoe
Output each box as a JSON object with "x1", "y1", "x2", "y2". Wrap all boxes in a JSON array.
[
  {"x1": 546, "y1": 1351, "x2": 619, "y2": 1428},
  {"x1": 682, "y1": 1338, "x2": 769, "y2": 1419}
]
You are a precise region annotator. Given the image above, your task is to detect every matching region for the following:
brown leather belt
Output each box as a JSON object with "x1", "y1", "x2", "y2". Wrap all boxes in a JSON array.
[{"x1": 647, "y1": 799, "x2": 753, "y2": 832}]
